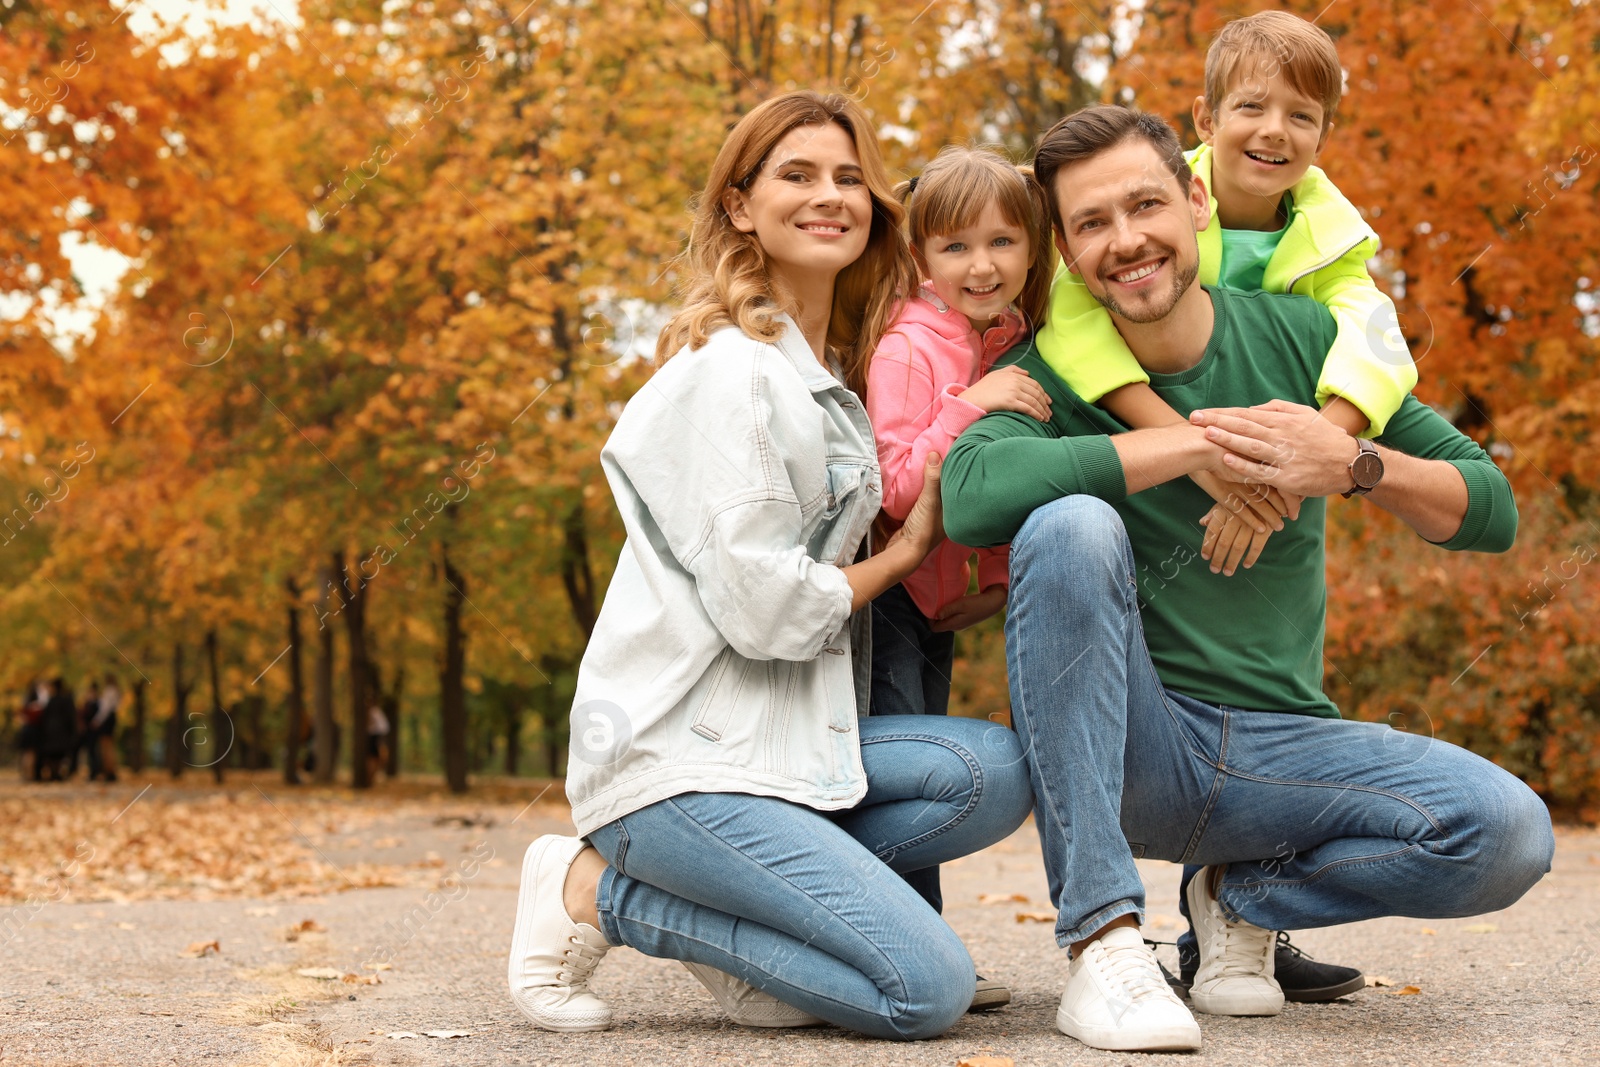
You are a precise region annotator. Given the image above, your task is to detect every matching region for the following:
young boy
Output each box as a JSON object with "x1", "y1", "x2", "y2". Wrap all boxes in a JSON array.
[
  {"x1": 1033, "y1": 9, "x2": 1402, "y2": 1013},
  {"x1": 1038, "y1": 10, "x2": 1416, "y2": 578}
]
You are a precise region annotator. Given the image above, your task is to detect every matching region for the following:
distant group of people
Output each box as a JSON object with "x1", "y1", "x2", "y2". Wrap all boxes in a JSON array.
[{"x1": 15, "y1": 674, "x2": 120, "y2": 782}]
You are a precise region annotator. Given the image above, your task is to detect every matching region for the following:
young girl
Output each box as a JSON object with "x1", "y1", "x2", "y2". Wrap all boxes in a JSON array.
[
  {"x1": 864, "y1": 148, "x2": 1056, "y2": 988},
  {"x1": 506, "y1": 92, "x2": 1033, "y2": 1041}
]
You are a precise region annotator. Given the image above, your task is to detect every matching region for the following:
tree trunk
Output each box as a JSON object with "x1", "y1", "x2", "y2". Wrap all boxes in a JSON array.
[
  {"x1": 205, "y1": 627, "x2": 226, "y2": 783},
  {"x1": 130, "y1": 671, "x2": 147, "y2": 773},
  {"x1": 542, "y1": 680, "x2": 560, "y2": 779},
  {"x1": 504, "y1": 689, "x2": 521, "y2": 777},
  {"x1": 341, "y1": 549, "x2": 372, "y2": 789},
  {"x1": 560, "y1": 502, "x2": 597, "y2": 639},
  {"x1": 284, "y1": 575, "x2": 306, "y2": 784},
  {"x1": 440, "y1": 539, "x2": 469, "y2": 794},
  {"x1": 313, "y1": 563, "x2": 336, "y2": 783},
  {"x1": 167, "y1": 642, "x2": 191, "y2": 777}
]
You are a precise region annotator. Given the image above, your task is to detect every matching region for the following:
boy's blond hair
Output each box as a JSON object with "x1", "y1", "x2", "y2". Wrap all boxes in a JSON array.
[{"x1": 1204, "y1": 10, "x2": 1342, "y2": 128}]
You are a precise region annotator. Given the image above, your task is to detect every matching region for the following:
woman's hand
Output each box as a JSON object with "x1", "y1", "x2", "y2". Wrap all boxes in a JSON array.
[
  {"x1": 849, "y1": 453, "x2": 947, "y2": 612},
  {"x1": 929, "y1": 586, "x2": 1006, "y2": 632},
  {"x1": 884, "y1": 452, "x2": 946, "y2": 563},
  {"x1": 959, "y1": 365, "x2": 1052, "y2": 422}
]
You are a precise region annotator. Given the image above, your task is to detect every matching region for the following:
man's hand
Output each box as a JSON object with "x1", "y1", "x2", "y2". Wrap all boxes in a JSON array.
[
  {"x1": 929, "y1": 586, "x2": 1007, "y2": 632},
  {"x1": 1190, "y1": 400, "x2": 1360, "y2": 498}
]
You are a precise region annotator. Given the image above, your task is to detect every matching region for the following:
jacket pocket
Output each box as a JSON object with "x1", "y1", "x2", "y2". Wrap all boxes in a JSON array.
[
  {"x1": 812, "y1": 460, "x2": 876, "y2": 565},
  {"x1": 690, "y1": 646, "x2": 752, "y2": 742}
]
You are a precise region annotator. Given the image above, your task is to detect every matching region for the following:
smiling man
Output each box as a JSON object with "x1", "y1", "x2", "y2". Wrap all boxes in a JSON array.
[{"x1": 941, "y1": 105, "x2": 1554, "y2": 1053}]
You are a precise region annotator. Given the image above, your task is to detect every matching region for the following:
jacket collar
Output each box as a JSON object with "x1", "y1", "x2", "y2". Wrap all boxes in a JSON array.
[
  {"x1": 907, "y1": 286, "x2": 1028, "y2": 366},
  {"x1": 767, "y1": 312, "x2": 850, "y2": 394},
  {"x1": 1188, "y1": 142, "x2": 1379, "y2": 291}
]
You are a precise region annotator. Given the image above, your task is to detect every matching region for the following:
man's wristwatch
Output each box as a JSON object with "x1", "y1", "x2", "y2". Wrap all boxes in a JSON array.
[{"x1": 1343, "y1": 438, "x2": 1384, "y2": 498}]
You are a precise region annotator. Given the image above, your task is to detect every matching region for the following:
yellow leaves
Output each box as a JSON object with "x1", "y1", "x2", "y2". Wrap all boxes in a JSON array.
[
  {"x1": 977, "y1": 892, "x2": 1027, "y2": 905},
  {"x1": 1014, "y1": 910, "x2": 1056, "y2": 924},
  {"x1": 957, "y1": 1057, "x2": 1015, "y2": 1067},
  {"x1": 180, "y1": 939, "x2": 220, "y2": 958}
]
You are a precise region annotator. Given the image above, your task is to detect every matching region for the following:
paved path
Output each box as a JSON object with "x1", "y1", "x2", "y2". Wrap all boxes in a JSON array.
[{"x1": 3, "y1": 801, "x2": 1597, "y2": 1066}]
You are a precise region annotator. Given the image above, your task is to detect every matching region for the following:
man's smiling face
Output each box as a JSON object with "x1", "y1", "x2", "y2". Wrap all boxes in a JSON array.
[{"x1": 1051, "y1": 138, "x2": 1211, "y2": 325}]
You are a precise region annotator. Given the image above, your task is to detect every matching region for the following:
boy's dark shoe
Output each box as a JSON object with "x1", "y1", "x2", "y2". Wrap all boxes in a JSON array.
[
  {"x1": 1165, "y1": 932, "x2": 1365, "y2": 1003},
  {"x1": 969, "y1": 975, "x2": 1011, "y2": 1012}
]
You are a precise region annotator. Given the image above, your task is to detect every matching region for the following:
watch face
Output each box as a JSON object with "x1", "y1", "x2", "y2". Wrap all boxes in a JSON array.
[{"x1": 1353, "y1": 449, "x2": 1383, "y2": 489}]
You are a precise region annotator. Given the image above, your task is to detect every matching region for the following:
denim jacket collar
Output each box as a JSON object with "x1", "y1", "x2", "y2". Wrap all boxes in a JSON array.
[{"x1": 769, "y1": 312, "x2": 851, "y2": 394}]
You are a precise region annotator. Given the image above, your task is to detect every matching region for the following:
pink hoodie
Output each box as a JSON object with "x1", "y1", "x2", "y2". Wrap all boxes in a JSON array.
[{"x1": 866, "y1": 287, "x2": 1028, "y2": 620}]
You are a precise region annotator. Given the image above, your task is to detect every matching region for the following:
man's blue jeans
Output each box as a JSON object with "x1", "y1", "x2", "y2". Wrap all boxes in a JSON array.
[
  {"x1": 1006, "y1": 495, "x2": 1554, "y2": 949},
  {"x1": 587, "y1": 714, "x2": 1033, "y2": 1040}
]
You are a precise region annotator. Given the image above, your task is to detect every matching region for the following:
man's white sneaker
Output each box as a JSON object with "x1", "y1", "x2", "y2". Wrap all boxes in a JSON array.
[
  {"x1": 1185, "y1": 865, "x2": 1284, "y2": 1016},
  {"x1": 681, "y1": 961, "x2": 824, "y2": 1028},
  {"x1": 1056, "y1": 926, "x2": 1202, "y2": 1051},
  {"x1": 507, "y1": 835, "x2": 613, "y2": 1032}
]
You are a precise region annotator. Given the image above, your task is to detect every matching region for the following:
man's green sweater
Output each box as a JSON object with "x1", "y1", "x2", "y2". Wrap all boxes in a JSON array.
[{"x1": 943, "y1": 287, "x2": 1517, "y2": 717}]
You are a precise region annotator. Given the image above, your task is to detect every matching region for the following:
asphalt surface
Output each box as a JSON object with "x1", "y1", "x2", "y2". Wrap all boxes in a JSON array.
[{"x1": 3, "y1": 804, "x2": 1597, "y2": 1066}]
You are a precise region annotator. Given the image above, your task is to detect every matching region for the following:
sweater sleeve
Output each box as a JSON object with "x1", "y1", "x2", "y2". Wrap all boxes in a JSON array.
[
  {"x1": 866, "y1": 326, "x2": 987, "y2": 521},
  {"x1": 1036, "y1": 263, "x2": 1150, "y2": 403},
  {"x1": 1374, "y1": 396, "x2": 1518, "y2": 553},
  {"x1": 1306, "y1": 248, "x2": 1419, "y2": 436},
  {"x1": 943, "y1": 410, "x2": 1126, "y2": 548}
]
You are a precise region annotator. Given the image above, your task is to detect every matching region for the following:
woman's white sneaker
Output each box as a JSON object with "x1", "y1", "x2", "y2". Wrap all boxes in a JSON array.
[
  {"x1": 1185, "y1": 865, "x2": 1284, "y2": 1016},
  {"x1": 681, "y1": 961, "x2": 824, "y2": 1027},
  {"x1": 507, "y1": 835, "x2": 614, "y2": 1032},
  {"x1": 1056, "y1": 926, "x2": 1202, "y2": 1051}
]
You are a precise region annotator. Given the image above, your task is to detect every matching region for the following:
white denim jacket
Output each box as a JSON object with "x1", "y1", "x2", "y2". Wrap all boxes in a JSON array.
[{"x1": 566, "y1": 314, "x2": 882, "y2": 836}]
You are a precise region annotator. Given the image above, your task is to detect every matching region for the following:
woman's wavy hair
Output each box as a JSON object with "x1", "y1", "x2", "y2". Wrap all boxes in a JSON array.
[
  {"x1": 655, "y1": 91, "x2": 916, "y2": 396},
  {"x1": 896, "y1": 145, "x2": 1057, "y2": 333}
]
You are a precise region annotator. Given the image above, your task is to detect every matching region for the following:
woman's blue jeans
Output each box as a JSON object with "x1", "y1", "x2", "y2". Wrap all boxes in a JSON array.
[
  {"x1": 587, "y1": 714, "x2": 1033, "y2": 1040},
  {"x1": 1005, "y1": 495, "x2": 1554, "y2": 949}
]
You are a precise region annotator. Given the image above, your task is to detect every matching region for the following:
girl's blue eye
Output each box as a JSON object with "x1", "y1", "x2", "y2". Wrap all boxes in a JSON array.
[
  {"x1": 993, "y1": 237, "x2": 1013, "y2": 247},
  {"x1": 944, "y1": 242, "x2": 966, "y2": 252}
]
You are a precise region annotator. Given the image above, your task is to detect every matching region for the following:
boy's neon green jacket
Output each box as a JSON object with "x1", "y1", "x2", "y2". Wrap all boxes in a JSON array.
[{"x1": 1037, "y1": 142, "x2": 1417, "y2": 434}]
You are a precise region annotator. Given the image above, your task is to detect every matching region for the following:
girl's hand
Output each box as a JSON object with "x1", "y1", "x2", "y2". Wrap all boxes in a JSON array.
[
  {"x1": 959, "y1": 365, "x2": 1052, "y2": 422},
  {"x1": 884, "y1": 452, "x2": 946, "y2": 564},
  {"x1": 929, "y1": 586, "x2": 1007, "y2": 632}
]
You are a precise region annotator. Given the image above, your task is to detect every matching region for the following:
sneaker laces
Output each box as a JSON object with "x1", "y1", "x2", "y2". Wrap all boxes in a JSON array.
[
  {"x1": 555, "y1": 932, "x2": 607, "y2": 988},
  {"x1": 1275, "y1": 930, "x2": 1306, "y2": 960},
  {"x1": 1093, "y1": 936, "x2": 1179, "y2": 1005},
  {"x1": 1213, "y1": 917, "x2": 1274, "y2": 979}
]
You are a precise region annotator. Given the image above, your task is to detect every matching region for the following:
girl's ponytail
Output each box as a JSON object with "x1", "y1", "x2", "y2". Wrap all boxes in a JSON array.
[{"x1": 1014, "y1": 164, "x2": 1058, "y2": 333}]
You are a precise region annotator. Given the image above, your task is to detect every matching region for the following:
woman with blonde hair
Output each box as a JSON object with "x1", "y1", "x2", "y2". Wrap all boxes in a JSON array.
[{"x1": 507, "y1": 91, "x2": 1033, "y2": 1041}]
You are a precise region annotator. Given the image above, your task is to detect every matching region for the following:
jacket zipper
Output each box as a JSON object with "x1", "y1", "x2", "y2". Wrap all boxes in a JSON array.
[{"x1": 1285, "y1": 235, "x2": 1369, "y2": 293}]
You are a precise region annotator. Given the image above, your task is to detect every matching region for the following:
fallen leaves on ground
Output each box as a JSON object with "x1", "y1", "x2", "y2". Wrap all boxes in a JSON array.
[
  {"x1": 1421, "y1": 927, "x2": 1437, "y2": 935},
  {"x1": 284, "y1": 919, "x2": 327, "y2": 940},
  {"x1": 957, "y1": 1056, "x2": 1015, "y2": 1067},
  {"x1": 180, "y1": 939, "x2": 220, "y2": 958},
  {"x1": 1367, "y1": 975, "x2": 1396, "y2": 987},
  {"x1": 0, "y1": 781, "x2": 503, "y2": 903},
  {"x1": 978, "y1": 893, "x2": 1027, "y2": 905},
  {"x1": 296, "y1": 967, "x2": 342, "y2": 980},
  {"x1": 342, "y1": 972, "x2": 381, "y2": 985},
  {"x1": 1390, "y1": 985, "x2": 1422, "y2": 995},
  {"x1": 1015, "y1": 910, "x2": 1056, "y2": 924}
]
